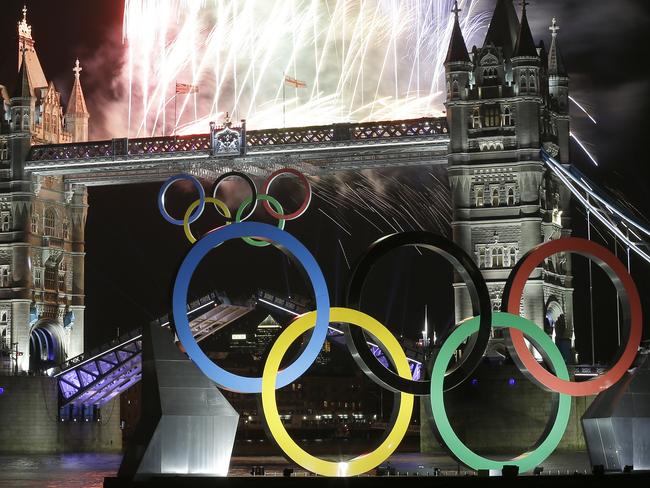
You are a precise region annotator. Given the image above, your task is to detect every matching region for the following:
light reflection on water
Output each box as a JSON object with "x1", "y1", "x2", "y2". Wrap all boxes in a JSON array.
[
  {"x1": 0, "y1": 453, "x2": 121, "y2": 488},
  {"x1": 0, "y1": 451, "x2": 592, "y2": 485}
]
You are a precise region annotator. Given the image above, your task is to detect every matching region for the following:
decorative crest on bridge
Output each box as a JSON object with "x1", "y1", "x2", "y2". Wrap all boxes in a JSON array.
[{"x1": 210, "y1": 114, "x2": 247, "y2": 157}]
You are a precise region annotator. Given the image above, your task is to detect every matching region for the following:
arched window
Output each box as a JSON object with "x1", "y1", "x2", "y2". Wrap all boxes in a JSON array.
[
  {"x1": 0, "y1": 312, "x2": 6, "y2": 323},
  {"x1": 0, "y1": 266, "x2": 10, "y2": 287},
  {"x1": 520, "y1": 75, "x2": 527, "y2": 93},
  {"x1": 58, "y1": 270, "x2": 66, "y2": 291},
  {"x1": 45, "y1": 266, "x2": 57, "y2": 290},
  {"x1": 507, "y1": 188, "x2": 515, "y2": 206},
  {"x1": 492, "y1": 248, "x2": 504, "y2": 268},
  {"x1": 509, "y1": 247, "x2": 517, "y2": 267},
  {"x1": 529, "y1": 76, "x2": 537, "y2": 94},
  {"x1": 483, "y1": 105, "x2": 500, "y2": 127},
  {"x1": 22, "y1": 114, "x2": 29, "y2": 130},
  {"x1": 492, "y1": 188, "x2": 500, "y2": 207},
  {"x1": 483, "y1": 67, "x2": 498, "y2": 86},
  {"x1": 44, "y1": 208, "x2": 57, "y2": 237},
  {"x1": 31, "y1": 213, "x2": 38, "y2": 234},
  {"x1": 503, "y1": 106, "x2": 512, "y2": 126},
  {"x1": 452, "y1": 80, "x2": 460, "y2": 99},
  {"x1": 472, "y1": 107, "x2": 481, "y2": 128},
  {"x1": 478, "y1": 248, "x2": 486, "y2": 268},
  {"x1": 1, "y1": 213, "x2": 10, "y2": 232},
  {"x1": 476, "y1": 187, "x2": 484, "y2": 207}
]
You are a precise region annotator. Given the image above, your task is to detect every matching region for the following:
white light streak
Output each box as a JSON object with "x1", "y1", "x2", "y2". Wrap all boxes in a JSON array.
[
  {"x1": 569, "y1": 96, "x2": 597, "y2": 125},
  {"x1": 570, "y1": 131, "x2": 598, "y2": 166},
  {"x1": 338, "y1": 238, "x2": 351, "y2": 270},
  {"x1": 542, "y1": 150, "x2": 650, "y2": 265}
]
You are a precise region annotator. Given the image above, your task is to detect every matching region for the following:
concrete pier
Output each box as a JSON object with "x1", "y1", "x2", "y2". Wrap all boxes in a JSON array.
[{"x1": 0, "y1": 375, "x2": 121, "y2": 453}]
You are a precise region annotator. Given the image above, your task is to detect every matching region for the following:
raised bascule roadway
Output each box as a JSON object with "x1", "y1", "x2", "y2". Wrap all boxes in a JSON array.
[{"x1": 55, "y1": 288, "x2": 426, "y2": 412}]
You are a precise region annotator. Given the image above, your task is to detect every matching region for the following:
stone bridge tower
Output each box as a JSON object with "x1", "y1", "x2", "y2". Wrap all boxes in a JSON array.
[
  {"x1": 0, "y1": 7, "x2": 89, "y2": 373},
  {"x1": 445, "y1": 0, "x2": 575, "y2": 361}
]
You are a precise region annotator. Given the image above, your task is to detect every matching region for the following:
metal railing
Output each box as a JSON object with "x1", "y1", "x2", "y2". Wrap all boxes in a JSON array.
[{"x1": 28, "y1": 117, "x2": 448, "y2": 163}]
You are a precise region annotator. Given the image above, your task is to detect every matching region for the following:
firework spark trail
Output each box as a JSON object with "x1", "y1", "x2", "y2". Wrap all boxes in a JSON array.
[
  {"x1": 570, "y1": 131, "x2": 599, "y2": 167},
  {"x1": 312, "y1": 169, "x2": 452, "y2": 242},
  {"x1": 122, "y1": 0, "x2": 488, "y2": 136},
  {"x1": 338, "y1": 239, "x2": 352, "y2": 269},
  {"x1": 318, "y1": 207, "x2": 353, "y2": 236}
]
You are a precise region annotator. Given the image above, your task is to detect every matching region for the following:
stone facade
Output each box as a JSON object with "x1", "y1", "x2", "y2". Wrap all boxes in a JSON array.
[
  {"x1": 0, "y1": 375, "x2": 121, "y2": 453},
  {"x1": 0, "y1": 7, "x2": 89, "y2": 373},
  {"x1": 445, "y1": 0, "x2": 575, "y2": 361}
]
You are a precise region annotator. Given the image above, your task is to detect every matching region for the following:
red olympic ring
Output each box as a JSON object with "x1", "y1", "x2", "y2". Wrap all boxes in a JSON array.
[
  {"x1": 261, "y1": 168, "x2": 312, "y2": 221},
  {"x1": 504, "y1": 237, "x2": 643, "y2": 396}
]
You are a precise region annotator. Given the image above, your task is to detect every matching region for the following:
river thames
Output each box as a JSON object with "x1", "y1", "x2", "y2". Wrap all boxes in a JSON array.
[{"x1": 0, "y1": 452, "x2": 594, "y2": 487}]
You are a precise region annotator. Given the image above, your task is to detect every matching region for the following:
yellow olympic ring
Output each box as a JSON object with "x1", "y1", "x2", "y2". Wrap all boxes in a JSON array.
[
  {"x1": 261, "y1": 307, "x2": 414, "y2": 477},
  {"x1": 183, "y1": 197, "x2": 231, "y2": 244}
]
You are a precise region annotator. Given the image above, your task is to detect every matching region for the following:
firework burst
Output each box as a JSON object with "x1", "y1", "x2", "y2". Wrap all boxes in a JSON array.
[{"x1": 123, "y1": 0, "x2": 490, "y2": 136}]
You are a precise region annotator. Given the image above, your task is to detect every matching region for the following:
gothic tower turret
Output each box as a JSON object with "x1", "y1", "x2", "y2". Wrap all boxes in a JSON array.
[
  {"x1": 511, "y1": 2, "x2": 541, "y2": 149},
  {"x1": 64, "y1": 60, "x2": 90, "y2": 143},
  {"x1": 9, "y1": 49, "x2": 33, "y2": 179},
  {"x1": 445, "y1": 1, "x2": 473, "y2": 153},
  {"x1": 547, "y1": 18, "x2": 570, "y2": 163}
]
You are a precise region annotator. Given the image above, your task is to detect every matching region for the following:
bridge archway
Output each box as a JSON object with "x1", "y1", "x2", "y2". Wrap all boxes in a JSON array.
[
  {"x1": 29, "y1": 319, "x2": 65, "y2": 373},
  {"x1": 545, "y1": 299, "x2": 563, "y2": 328}
]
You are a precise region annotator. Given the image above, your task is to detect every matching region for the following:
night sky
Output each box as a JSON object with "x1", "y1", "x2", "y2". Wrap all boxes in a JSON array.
[{"x1": 0, "y1": 1, "x2": 648, "y2": 365}]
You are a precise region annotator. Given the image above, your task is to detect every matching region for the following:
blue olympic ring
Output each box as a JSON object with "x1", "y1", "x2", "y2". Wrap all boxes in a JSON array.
[
  {"x1": 158, "y1": 174, "x2": 206, "y2": 226},
  {"x1": 172, "y1": 221, "x2": 331, "y2": 393}
]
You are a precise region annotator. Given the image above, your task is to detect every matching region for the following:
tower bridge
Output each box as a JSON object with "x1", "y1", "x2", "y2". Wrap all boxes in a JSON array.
[{"x1": 0, "y1": 2, "x2": 648, "y2": 430}]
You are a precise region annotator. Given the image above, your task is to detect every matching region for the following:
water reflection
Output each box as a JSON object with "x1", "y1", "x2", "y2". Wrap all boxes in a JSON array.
[
  {"x1": 0, "y1": 453, "x2": 121, "y2": 488},
  {"x1": 0, "y1": 451, "x2": 591, "y2": 485}
]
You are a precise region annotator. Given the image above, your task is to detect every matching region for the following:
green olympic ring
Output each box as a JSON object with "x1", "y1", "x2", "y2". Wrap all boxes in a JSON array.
[
  {"x1": 235, "y1": 194, "x2": 286, "y2": 247},
  {"x1": 430, "y1": 312, "x2": 571, "y2": 474}
]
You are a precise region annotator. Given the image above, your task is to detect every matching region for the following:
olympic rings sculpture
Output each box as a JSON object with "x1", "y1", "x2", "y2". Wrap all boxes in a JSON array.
[
  {"x1": 158, "y1": 169, "x2": 312, "y2": 245},
  {"x1": 160, "y1": 175, "x2": 643, "y2": 476}
]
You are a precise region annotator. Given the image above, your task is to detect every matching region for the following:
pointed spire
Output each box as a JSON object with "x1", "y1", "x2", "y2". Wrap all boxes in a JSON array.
[
  {"x1": 66, "y1": 59, "x2": 89, "y2": 116},
  {"x1": 18, "y1": 4, "x2": 32, "y2": 40},
  {"x1": 514, "y1": 1, "x2": 538, "y2": 57},
  {"x1": 73, "y1": 59, "x2": 82, "y2": 81},
  {"x1": 548, "y1": 18, "x2": 567, "y2": 76},
  {"x1": 484, "y1": 0, "x2": 520, "y2": 59},
  {"x1": 13, "y1": 48, "x2": 31, "y2": 99},
  {"x1": 17, "y1": 5, "x2": 47, "y2": 90},
  {"x1": 445, "y1": 1, "x2": 470, "y2": 64}
]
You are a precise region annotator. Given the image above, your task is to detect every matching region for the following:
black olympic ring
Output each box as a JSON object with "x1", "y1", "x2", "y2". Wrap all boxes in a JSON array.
[
  {"x1": 211, "y1": 171, "x2": 258, "y2": 222},
  {"x1": 345, "y1": 231, "x2": 492, "y2": 395}
]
